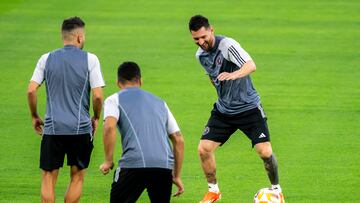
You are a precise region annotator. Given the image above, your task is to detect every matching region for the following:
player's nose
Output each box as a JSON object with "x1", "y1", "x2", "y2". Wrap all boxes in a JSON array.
[{"x1": 198, "y1": 39, "x2": 205, "y2": 45}]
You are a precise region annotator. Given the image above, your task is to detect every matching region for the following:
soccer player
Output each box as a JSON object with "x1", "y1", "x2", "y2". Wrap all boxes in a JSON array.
[
  {"x1": 188, "y1": 15, "x2": 284, "y2": 203},
  {"x1": 99, "y1": 61, "x2": 185, "y2": 203},
  {"x1": 27, "y1": 16, "x2": 105, "y2": 203}
]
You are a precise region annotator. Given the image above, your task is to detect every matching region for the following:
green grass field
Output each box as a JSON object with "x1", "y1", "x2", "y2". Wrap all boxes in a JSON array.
[{"x1": 0, "y1": 0, "x2": 359, "y2": 202}]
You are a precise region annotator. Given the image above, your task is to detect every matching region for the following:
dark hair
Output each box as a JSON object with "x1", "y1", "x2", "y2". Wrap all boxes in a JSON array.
[
  {"x1": 189, "y1": 15, "x2": 210, "y2": 31},
  {"x1": 117, "y1": 61, "x2": 141, "y2": 83},
  {"x1": 62, "y1": 16, "x2": 85, "y2": 31}
]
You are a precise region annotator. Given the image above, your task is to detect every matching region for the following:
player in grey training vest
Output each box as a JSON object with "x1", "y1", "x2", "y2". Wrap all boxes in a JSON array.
[
  {"x1": 188, "y1": 15, "x2": 284, "y2": 203},
  {"x1": 100, "y1": 61, "x2": 184, "y2": 203},
  {"x1": 27, "y1": 17, "x2": 105, "y2": 203}
]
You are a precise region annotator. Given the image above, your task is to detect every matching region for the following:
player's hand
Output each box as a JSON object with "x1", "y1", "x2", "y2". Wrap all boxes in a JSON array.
[
  {"x1": 91, "y1": 117, "x2": 99, "y2": 135},
  {"x1": 217, "y1": 71, "x2": 239, "y2": 81},
  {"x1": 172, "y1": 176, "x2": 184, "y2": 197},
  {"x1": 32, "y1": 116, "x2": 44, "y2": 136},
  {"x1": 99, "y1": 161, "x2": 114, "y2": 175}
]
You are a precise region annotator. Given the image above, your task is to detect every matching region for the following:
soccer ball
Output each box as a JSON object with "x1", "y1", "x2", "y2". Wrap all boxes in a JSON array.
[{"x1": 253, "y1": 188, "x2": 285, "y2": 203}]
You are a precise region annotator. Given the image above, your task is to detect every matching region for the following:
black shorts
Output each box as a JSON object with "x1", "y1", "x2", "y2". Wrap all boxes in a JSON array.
[
  {"x1": 40, "y1": 134, "x2": 94, "y2": 171},
  {"x1": 201, "y1": 105, "x2": 270, "y2": 147},
  {"x1": 110, "y1": 167, "x2": 173, "y2": 203}
]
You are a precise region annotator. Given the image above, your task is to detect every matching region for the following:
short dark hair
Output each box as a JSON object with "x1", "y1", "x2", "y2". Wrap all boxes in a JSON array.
[
  {"x1": 117, "y1": 61, "x2": 141, "y2": 83},
  {"x1": 62, "y1": 16, "x2": 85, "y2": 31},
  {"x1": 189, "y1": 15, "x2": 210, "y2": 31}
]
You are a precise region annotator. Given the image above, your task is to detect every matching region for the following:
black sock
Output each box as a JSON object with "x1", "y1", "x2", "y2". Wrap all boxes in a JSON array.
[{"x1": 262, "y1": 154, "x2": 279, "y2": 185}]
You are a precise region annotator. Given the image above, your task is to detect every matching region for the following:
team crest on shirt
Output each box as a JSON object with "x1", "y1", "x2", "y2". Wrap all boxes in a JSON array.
[
  {"x1": 203, "y1": 126, "x2": 210, "y2": 135},
  {"x1": 216, "y1": 54, "x2": 223, "y2": 67}
]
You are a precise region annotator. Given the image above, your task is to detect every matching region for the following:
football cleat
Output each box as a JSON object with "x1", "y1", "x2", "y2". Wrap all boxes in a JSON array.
[{"x1": 199, "y1": 191, "x2": 222, "y2": 203}]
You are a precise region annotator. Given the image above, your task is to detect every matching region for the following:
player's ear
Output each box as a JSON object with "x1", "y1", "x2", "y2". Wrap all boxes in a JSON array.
[
  {"x1": 117, "y1": 81, "x2": 122, "y2": 89},
  {"x1": 77, "y1": 30, "x2": 84, "y2": 43},
  {"x1": 139, "y1": 78, "x2": 143, "y2": 86},
  {"x1": 78, "y1": 34, "x2": 85, "y2": 44},
  {"x1": 76, "y1": 34, "x2": 81, "y2": 44}
]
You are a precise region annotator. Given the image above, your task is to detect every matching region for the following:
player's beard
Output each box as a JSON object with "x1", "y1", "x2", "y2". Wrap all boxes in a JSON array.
[
  {"x1": 200, "y1": 43, "x2": 208, "y2": 51},
  {"x1": 199, "y1": 38, "x2": 214, "y2": 52}
]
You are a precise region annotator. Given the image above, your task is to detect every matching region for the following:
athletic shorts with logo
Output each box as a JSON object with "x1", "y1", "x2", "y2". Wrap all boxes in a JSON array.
[
  {"x1": 202, "y1": 105, "x2": 270, "y2": 147},
  {"x1": 40, "y1": 134, "x2": 94, "y2": 171}
]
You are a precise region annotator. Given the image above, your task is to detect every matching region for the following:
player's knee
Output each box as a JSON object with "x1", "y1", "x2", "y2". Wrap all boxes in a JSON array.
[
  {"x1": 255, "y1": 143, "x2": 273, "y2": 159},
  {"x1": 198, "y1": 140, "x2": 218, "y2": 159},
  {"x1": 70, "y1": 170, "x2": 86, "y2": 183},
  {"x1": 198, "y1": 145, "x2": 206, "y2": 156},
  {"x1": 258, "y1": 148, "x2": 272, "y2": 159},
  {"x1": 71, "y1": 174, "x2": 85, "y2": 184},
  {"x1": 198, "y1": 144, "x2": 210, "y2": 157}
]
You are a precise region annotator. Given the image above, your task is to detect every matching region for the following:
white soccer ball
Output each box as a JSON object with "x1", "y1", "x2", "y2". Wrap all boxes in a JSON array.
[{"x1": 253, "y1": 188, "x2": 285, "y2": 203}]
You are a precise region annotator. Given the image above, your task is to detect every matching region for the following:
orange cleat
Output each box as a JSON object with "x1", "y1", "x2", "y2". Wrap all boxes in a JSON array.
[{"x1": 199, "y1": 191, "x2": 222, "y2": 203}]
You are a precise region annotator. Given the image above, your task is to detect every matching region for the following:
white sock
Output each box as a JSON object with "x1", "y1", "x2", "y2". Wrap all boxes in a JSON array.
[{"x1": 208, "y1": 183, "x2": 220, "y2": 193}]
